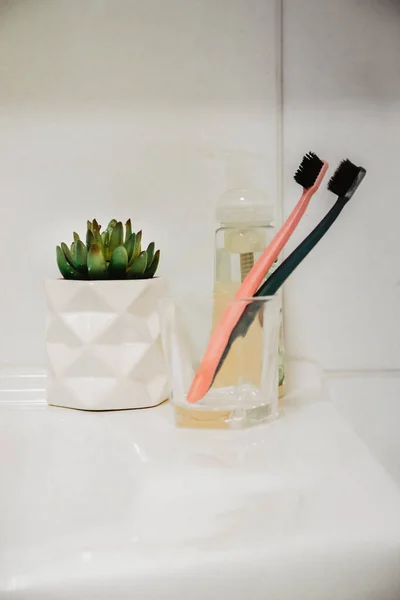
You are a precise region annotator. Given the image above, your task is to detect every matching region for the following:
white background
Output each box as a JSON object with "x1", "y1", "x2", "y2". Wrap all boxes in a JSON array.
[
  {"x1": 283, "y1": 0, "x2": 400, "y2": 371},
  {"x1": 0, "y1": 0, "x2": 399, "y2": 372},
  {"x1": 0, "y1": 0, "x2": 279, "y2": 367}
]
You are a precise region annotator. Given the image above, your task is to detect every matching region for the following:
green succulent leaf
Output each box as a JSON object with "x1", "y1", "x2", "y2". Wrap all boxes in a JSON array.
[
  {"x1": 124, "y1": 233, "x2": 136, "y2": 262},
  {"x1": 103, "y1": 231, "x2": 112, "y2": 261},
  {"x1": 144, "y1": 249, "x2": 160, "y2": 279},
  {"x1": 128, "y1": 230, "x2": 142, "y2": 266},
  {"x1": 89, "y1": 219, "x2": 102, "y2": 250},
  {"x1": 86, "y1": 228, "x2": 94, "y2": 250},
  {"x1": 92, "y1": 219, "x2": 101, "y2": 234},
  {"x1": 74, "y1": 239, "x2": 88, "y2": 274},
  {"x1": 73, "y1": 232, "x2": 80, "y2": 242},
  {"x1": 125, "y1": 219, "x2": 132, "y2": 243},
  {"x1": 109, "y1": 245, "x2": 128, "y2": 279},
  {"x1": 126, "y1": 251, "x2": 147, "y2": 279},
  {"x1": 87, "y1": 244, "x2": 108, "y2": 280},
  {"x1": 56, "y1": 246, "x2": 84, "y2": 280},
  {"x1": 110, "y1": 221, "x2": 124, "y2": 253},
  {"x1": 61, "y1": 242, "x2": 77, "y2": 269},
  {"x1": 146, "y1": 242, "x2": 155, "y2": 267},
  {"x1": 87, "y1": 220, "x2": 92, "y2": 232},
  {"x1": 70, "y1": 241, "x2": 75, "y2": 255},
  {"x1": 106, "y1": 219, "x2": 118, "y2": 233},
  {"x1": 93, "y1": 229, "x2": 103, "y2": 251}
]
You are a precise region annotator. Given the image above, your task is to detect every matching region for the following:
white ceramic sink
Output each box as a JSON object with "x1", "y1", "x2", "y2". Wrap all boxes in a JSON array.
[{"x1": 1, "y1": 366, "x2": 400, "y2": 599}]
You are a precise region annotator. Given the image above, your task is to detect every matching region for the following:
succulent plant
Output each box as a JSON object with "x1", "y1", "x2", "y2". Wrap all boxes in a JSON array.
[{"x1": 56, "y1": 219, "x2": 160, "y2": 280}]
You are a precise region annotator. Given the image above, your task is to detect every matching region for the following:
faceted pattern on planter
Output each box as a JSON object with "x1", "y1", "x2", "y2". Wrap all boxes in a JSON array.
[{"x1": 45, "y1": 279, "x2": 168, "y2": 410}]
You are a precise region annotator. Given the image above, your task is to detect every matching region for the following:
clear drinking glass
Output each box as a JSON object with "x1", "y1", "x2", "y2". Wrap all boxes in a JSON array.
[{"x1": 160, "y1": 295, "x2": 281, "y2": 430}]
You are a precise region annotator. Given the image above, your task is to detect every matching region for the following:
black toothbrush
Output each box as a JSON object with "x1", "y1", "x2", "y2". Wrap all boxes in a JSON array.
[{"x1": 212, "y1": 159, "x2": 367, "y2": 383}]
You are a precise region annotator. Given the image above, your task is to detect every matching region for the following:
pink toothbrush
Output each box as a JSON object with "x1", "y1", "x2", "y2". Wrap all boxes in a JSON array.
[{"x1": 187, "y1": 152, "x2": 328, "y2": 404}]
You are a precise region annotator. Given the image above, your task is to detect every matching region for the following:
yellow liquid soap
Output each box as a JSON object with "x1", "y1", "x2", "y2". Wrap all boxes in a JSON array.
[{"x1": 212, "y1": 281, "x2": 264, "y2": 390}]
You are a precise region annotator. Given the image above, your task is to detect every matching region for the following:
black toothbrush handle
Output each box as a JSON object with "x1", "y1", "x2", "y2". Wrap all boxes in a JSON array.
[
  {"x1": 256, "y1": 198, "x2": 346, "y2": 297},
  {"x1": 212, "y1": 198, "x2": 346, "y2": 382}
]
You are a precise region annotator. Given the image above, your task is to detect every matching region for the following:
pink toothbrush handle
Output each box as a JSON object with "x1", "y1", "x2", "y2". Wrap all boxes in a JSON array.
[
  {"x1": 187, "y1": 300, "x2": 253, "y2": 403},
  {"x1": 237, "y1": 189, "x2": 310, "y2": 297},
  {"x1": 187, "y1": 162, "x2": 328, "y2": 404},
  {"x1": 187, "y1": 193, "x2": 310, "y2": 404}
]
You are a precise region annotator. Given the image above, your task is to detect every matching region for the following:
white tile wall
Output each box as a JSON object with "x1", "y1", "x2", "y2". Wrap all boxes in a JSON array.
[
  {"x1": 283, "y1": 0, "x2": 400, "y2": 370},
  {"x1": 1, "y1": 0, "x2": 400, "y2": 373},
  {"x1": 0, "y1": 0, "x2": 279, "y2": 367}
]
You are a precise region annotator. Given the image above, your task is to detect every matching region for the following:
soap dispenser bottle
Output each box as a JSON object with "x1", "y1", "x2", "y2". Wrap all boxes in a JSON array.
[
  {"x1": 214, "y1": 152, "x2": 275, "y2": 296},
  {"x1": 212, "y1": 152, "x2": 285, "y2": 394}
]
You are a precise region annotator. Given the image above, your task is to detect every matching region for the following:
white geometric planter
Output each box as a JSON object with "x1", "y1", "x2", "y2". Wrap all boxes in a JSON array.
[{"x1": 45, "y1": 278, "x2": 169, "y2": 411}]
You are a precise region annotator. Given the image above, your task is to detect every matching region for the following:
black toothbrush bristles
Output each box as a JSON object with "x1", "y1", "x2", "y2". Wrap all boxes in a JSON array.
[
  {"x1": 294, "y1": 151, "x2": 324, "y2": 189},
  {"x1": 328, "y1": 159, "x2": 364, "y2": 199}
]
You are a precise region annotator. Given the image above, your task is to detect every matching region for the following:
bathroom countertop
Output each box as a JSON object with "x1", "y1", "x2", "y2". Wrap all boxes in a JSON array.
[{"x1": 1, "y1": 368, "x2": 400, "y2": 600}]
